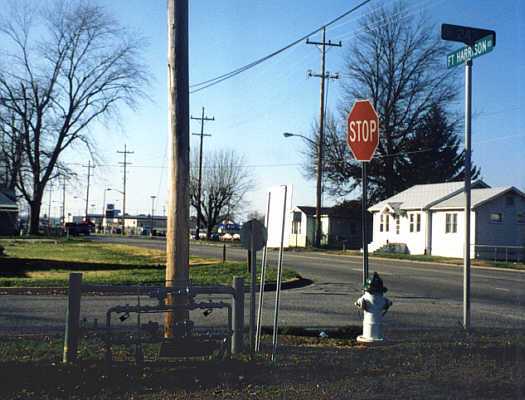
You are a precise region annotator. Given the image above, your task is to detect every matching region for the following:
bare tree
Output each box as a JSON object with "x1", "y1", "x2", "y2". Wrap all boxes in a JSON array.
[
  {"x1": 190, "y1": 149, "x2": 255, "y2": 239},
  {"x1": 0, "y1": 0, "x2": 148, "y2": 233},
  {"x1": 303, "y1": 2, "x2": 463, "y2": 204}
]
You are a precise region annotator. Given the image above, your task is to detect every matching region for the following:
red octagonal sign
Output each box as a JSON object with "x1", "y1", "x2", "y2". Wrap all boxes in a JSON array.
[{"x1": 347, "y1": 100, "x2": 379, "y2": 162}]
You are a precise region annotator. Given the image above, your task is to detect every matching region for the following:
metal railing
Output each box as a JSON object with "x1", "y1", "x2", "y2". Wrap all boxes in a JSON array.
[
  {"x1": 62, "y1": 273, "x2": 245, "y2": 365},
  {"x1": 474, "y1": 245, "x2": 525, "y2": 263}
]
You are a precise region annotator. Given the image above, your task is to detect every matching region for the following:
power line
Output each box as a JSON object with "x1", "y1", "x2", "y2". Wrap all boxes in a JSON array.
[{"x1": 189, "y1": 0, "x2": 373, "y2": 94}]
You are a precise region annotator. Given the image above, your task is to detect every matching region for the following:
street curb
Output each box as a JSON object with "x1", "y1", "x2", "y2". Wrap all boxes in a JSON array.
[{"x1": 0, "y1": 277, "x2": 312, "y2": 296}]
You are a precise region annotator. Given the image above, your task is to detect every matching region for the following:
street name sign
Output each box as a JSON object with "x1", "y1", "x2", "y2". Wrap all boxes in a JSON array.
[
  {"x1": 347, "y1": 100, "x2": 379, "y2": 162},
  {"x1": 447, "y1": 34, "x2": 494, "y2": 69},
  {"x1": 441, "y1": 24, "x2": 495, "y2": 47}
]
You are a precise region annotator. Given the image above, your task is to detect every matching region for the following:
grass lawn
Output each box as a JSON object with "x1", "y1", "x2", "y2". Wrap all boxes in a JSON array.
[
  {"x1": 0, "y1": 239, "x2": 298, "y2": 287},
  {"x1": 0, "y1": 328, "x2": 523, "y2": 399}
]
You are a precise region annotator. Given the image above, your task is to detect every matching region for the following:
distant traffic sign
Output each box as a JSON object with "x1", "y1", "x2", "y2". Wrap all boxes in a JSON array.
[
  {"x1": 441, "y1": 24, "x2": 496, "y2": 47},
  {"x1": 347, "y1": 100, "x2": 379, "y2": 162},
  {"x1": 447, "y1": 34, "x2": 494, "y2": 69}
]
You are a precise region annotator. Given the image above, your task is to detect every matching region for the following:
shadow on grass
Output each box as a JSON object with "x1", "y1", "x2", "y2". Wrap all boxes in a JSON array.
[{"x1": 0, "y1": 257, "x2": 164, "y2": 274}]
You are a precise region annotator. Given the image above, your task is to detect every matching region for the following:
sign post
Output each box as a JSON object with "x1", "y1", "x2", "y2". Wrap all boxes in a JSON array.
[
  {"x1": 347, "y1": 100, "x2": 379, "y2": 286},
  {"x1": 441, "y1": 23, "x2": 495, "y2": 330},
  {"x1": 240, "y1": 219, "x2": 267, "y2": 357}
]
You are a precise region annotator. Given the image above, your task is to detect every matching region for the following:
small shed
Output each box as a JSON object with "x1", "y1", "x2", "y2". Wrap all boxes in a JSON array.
[
  {"x1": 289, "y1": 201, "x2": 366, "y2": 249},
  {"x1": 0, "y1": 188, "x2": 18, "y2": 235}
]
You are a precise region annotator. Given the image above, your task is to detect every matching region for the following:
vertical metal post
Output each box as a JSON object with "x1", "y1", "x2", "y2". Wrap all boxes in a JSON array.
[
  {"x1": 63, "y1": 273, "x2": 82, "y2": 363},
  {"x1": 85, "y1": 160, "x2": 91, "y2": 221},
  {"x1": 255, "y1": 192, "x2": 271, "y2": 352},
  {"x1": 62, "y1": 176, "x2": 66, "y2": 226},
  {"x1": 232, "y1": 276, "x2": 245, "y2": 354},
  {"x1": 249, "y1": 238, "x2": 257, "y2": 357},
  {"x1": 464, "y1": 59, "x2": 472, "y2": 330},
  {"x1": 362, "y1": 162, "x2": 369, "y2": 286},
  {"x1": 272, "y1": 185, "x2": 287, "y2": 362}
]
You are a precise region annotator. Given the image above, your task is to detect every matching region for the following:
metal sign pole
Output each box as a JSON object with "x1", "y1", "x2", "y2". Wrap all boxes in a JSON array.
[
  {"x1": 272, "y1": 185, "x2": 287, "y2": 362},
  {"x1": 255, "y1": 192, "x2": 271, "y2": 352},
  {"x1": 362, "y1": 162, "x2": 369, "y2": 286},
  {"x1": 249, "y1": 234, "x2": 257, "y2": 357},
  {"x1": 464, "y1": 59, "x2": 472, "y2": 330}
]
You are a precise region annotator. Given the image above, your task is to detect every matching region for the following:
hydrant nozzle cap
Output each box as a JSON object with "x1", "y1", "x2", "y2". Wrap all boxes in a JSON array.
[{"x1": 363, "y1": 272, "x2": 388, "y2": 294}]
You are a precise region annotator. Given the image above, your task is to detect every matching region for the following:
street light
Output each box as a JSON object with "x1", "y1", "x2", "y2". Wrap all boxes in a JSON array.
[
  {"x1": 283, "y1": 131, "x2": 323, "y2": 248},
  {"x1": 150, "y1": 195, "x2": 156, "y2": 236}
]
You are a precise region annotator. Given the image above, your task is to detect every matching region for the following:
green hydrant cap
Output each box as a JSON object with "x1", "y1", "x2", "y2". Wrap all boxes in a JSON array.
[{"x1": 362, "y1": 272, "x2": 387, "y2": 294}]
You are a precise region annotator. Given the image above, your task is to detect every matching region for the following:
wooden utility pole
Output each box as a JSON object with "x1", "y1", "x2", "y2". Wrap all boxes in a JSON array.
[
  {"x1": 117, "y1": 145, "x2": 133, "y2": 235},
  {"x1": 165, "y1": 0, "x2": 190, "y2": 338},
  {"x1": 62, "y1": 175, "x2": 66, "y2": 225},
  {"x1": 82, "y1": 160, "x2": 95, "y2": 221},
  {"x1": 306, "y1": 27, "x2": 341, "y2": 248},
  {"x1": 191, "y1": 107, "x2": 214, "y2": 240}
]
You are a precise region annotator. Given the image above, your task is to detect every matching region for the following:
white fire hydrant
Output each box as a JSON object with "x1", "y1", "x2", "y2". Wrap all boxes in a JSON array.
[{"x1": 354, "y1": 272, "x2": 392, "y2": 344}]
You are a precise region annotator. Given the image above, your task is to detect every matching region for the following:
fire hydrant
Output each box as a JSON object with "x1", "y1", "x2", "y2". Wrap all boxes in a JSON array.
[{"x1": 354, "y1": 272, "x2": 392, "y2": 344}]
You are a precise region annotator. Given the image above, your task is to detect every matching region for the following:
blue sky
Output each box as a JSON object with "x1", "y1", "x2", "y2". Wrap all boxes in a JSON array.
[{"x1": 56, "y1": 0, "x2": 524, "y2": 220}]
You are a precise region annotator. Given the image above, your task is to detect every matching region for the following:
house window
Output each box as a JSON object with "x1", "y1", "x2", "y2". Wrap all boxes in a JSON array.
[
  {"x1": 517, "y1": 213, "x2": 525, "y2": 224},
  {"x1": 445, "y1": 213, "x2": 457, "y2": 233},
  {"x1": 505, "y1": 196, "x2": 514, "y2": 206},
  {"x1": 409, "y1": 213, "x2": 421, "y2": 233},
  {"x1": 380, "y1": 215, "x2": 384, "y2": 232},
  {"x1": 490, "y1": 212, "x2": 503, "y2": 223},
  {"x1": 395, "y1": 216, "x2": 400, "y2": 234},
  {"x1": 385, "y1": 215, "x2": 390, "y2": 232}
]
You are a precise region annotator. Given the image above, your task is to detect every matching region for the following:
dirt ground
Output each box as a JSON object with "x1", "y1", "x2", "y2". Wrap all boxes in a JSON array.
[{"x1": 1, "y1": 327, "x2": 524, "y2": 399}]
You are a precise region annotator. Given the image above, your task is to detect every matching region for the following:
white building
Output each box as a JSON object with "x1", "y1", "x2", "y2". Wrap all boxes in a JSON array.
[{"x1": 368, "y1": 181, "x2": 525, "y2": 261}]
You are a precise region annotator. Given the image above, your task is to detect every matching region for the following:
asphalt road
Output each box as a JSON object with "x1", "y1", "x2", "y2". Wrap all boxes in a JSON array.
[{"x1": 1, "y1": 236, "x2": 524, "y2": 334}]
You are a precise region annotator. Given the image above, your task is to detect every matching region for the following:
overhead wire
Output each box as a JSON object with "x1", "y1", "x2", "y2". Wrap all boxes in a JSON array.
[{"x1": 189, "y1": 0, "x2": 374, "y2": 94}]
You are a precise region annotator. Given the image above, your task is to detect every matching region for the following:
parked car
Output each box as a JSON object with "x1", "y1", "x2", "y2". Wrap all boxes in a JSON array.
[
  {"x1": 220, "y1": 233, "x2": 234, "y2": 241},
  {"x1": 64, "y1": 222, "x2": 91, "y2": 236}
]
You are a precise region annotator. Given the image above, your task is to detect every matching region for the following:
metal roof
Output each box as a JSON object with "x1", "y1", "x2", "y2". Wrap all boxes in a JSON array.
[
  {"x1": 0, "y1": 190, "x2": 17, "y2": 211},
  {"x1": 430, "y1": 187, "x2": 525, "y2": 210},
  {"x1": 368, "y1": 180, "x2": 489, "y2": 212}
]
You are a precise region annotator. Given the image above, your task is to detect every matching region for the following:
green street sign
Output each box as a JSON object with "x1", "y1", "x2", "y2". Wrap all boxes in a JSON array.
[{"x1": 447, "y1": 34, "x2": 494, "y2": 69}]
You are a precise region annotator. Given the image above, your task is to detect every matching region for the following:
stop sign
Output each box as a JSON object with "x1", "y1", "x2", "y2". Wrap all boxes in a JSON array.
[{"x1": 347, "y1": 100, "x2": 379, "y2": 162}]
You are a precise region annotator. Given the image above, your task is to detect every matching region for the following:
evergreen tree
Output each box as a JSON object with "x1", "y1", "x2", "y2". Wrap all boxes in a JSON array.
[{"x1": 400, "y1": 104, "x2": 480, "y2": 187}]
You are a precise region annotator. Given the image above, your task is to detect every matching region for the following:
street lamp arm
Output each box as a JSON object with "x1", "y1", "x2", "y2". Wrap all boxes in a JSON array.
[
  {"x1": 108, "y1": 187, "x2": 124, "y2": 195},
  {"x1": 282, "y1": 132, "x2": 318, "y2": 147}
]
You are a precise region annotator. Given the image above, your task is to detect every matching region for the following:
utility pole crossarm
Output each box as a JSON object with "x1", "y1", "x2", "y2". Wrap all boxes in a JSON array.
[
  {"x1": 306, "y1": 37, "x2": 342, "y2": 47},
  {"x1": 308, "y1": 71, "x2": 340, "y2": 79}
]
